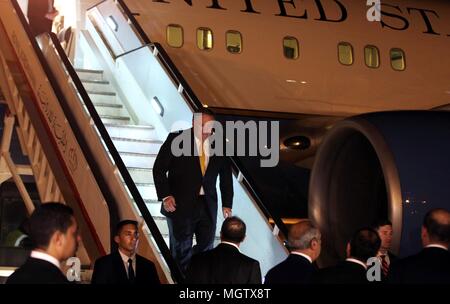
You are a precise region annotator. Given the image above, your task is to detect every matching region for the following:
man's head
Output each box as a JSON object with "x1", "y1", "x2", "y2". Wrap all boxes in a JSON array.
[
  {"x1": 347, "y1": 228, "x2": 381, "y2": 263},
  {"x1": 114, "y1": 220, "x2": 139, "y2": 256},
  {"x1": 372, "y1": 219, "x2": 393, "y2": 253},
  {"x1": 192, "y1": 109, "x2": 215, "y2": 141},
  {"x1": 220, "y1": 216, "x2": 246, "y2": 245},
  {"x1": 28, "y1": 203, "x2": 80, "y2": 262},
  {"x1": 421, "y1": 208, "x2": 450, "y2": 249},
  {"x1": 288, "y1": 220, "x2": 321, "y2": 261}
]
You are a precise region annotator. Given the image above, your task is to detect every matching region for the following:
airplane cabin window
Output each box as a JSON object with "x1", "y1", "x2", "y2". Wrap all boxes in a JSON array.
[
  {"x1": 364, "y1": 45, "x2": 380, "y2": 68},
  {"x1": 167, "y1": 25, "x2": 183, "y2": 48},
  {"x1": 283, "y1": 37, "x2": 299, "y2": 60},
  {"x1": 226, "y1": 31, "x2": 242, "y2": 54},
  {"x1": 197, "y1": 28, "x2": 213, "y2": 50},
  {"x1": 391, "y1": 48, "x2": 406, "y2": 71},
  {"x1": 338, "y1": 42, "x2": 353, "y2": 65}
]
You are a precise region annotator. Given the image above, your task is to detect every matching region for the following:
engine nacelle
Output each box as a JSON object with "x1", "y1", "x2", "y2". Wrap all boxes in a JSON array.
[{"x1": 309, "y1": 111, "x2": 450, "y2": 267}]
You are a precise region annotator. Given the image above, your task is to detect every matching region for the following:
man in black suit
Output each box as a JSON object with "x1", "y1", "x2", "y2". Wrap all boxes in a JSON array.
[
  {"x1": 153, "y1": 110, "x2": 233, "y2": 272},
  {"x1": 372, "y1": 219, "x2": 397, "y2": 280},
  {"x1": 6, "y1": 202, "x2": 80, "y2": 284},
  {"x1": 264, "y1": 220, "x2": 321, "y2": 284},
  {"x1": 27, "y1": 0, "x2": 59, "y2": 37},
  {"x1": 185, "y1": 216, "x2": 261, "y2": 284},
  {"x1": 91, "y1": 220, "x2": 160, "y2": 284},
  {"x1": 388, "y1": 208, "x2": 450, "y2": 284},
  {"x1": 317, "y1": 228, "x2": 381, "y2": 284}
]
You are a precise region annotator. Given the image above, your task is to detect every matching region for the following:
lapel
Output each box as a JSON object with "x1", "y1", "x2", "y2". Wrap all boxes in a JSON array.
[{"x1": 113, "y1": 251, "x2": 129, "y2": 283}]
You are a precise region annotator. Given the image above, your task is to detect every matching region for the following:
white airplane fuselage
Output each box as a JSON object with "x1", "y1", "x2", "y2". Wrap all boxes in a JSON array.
[{"x1": 124, "y1": 0, "x2": 450, "y2": 117}]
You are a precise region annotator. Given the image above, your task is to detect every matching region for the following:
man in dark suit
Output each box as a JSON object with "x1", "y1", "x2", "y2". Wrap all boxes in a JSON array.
[
  {"x1": 185, "y1": 216, "x2": 261, "y2": 284},
  {"x1": 372, "y1": 219, "x2": 397, "y2": 280},
  {"x1": 264, "y1": 220, "x2": 321, "y2": 284},
  {"x1": 27, "y1": 0, "x2": 58, "y2": 37},
  {"x1": 388, "y1": 208, "x2": 450, "y2": 284},
  {"x1": 153, "y1": 110, "x2": 233, "y2": 272},
  {"x1": 317, "y1": 228, "x2": 381, "y2": 284},
  {"x1": 91, "y1": 220, "x2": 160, "y2": 284},
  {"x1": 6, "y1": 202, "x2": 80, "y2": 284}
]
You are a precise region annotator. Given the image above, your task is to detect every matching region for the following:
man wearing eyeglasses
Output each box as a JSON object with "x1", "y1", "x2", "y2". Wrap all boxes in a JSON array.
[{"x1": 91, "y1": 220, "x2": 160, "y2": 284}]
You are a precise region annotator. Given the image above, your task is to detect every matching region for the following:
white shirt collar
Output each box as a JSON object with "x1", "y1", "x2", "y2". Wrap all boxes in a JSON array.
[
  {"x1": 221, "y1": 241, "x2": 240, "y2": 252},
  {"x1": 30, "y1": 250, "x2": 60, "y2": 269},
  {"x1": 291, "y1": 252, "x2": 313, "y2": 264},
  {"x1": 118, "y1": 248, "x2": 135, "y2": 263},
  {"x1": 425, "y1": 244, "x2": 448, "y2": 251},
  {"x1": 345, "y1": 258, "x2": 368, "y2": 270}
]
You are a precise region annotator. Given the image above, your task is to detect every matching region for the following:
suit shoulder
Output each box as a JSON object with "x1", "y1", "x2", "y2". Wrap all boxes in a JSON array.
[
  {"x1": 137, "y1": 255, "x2": 156, "y2": 267},
  {"x1": 94, "y1": 253, "x2": 115, "y2": 267}
]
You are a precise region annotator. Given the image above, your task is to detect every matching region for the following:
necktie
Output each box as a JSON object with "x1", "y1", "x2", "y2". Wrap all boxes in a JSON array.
[
  {"x1": 380, "y1": 255, "x2": 389, "y2": 277},
  {"x1": 128, "y1": 258, "x2": 135, "y2": 283},
  {"x1": 199, "y1": 140, "x2": 206, "y2": 176}
]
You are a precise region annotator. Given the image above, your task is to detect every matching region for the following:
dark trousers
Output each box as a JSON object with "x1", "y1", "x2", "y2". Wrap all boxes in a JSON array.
[{"x1": 166, "y1": 196, "x2": 215, "y2": 273}]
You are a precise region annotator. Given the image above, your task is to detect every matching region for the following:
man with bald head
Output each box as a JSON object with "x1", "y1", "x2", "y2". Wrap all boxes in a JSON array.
[
  {"x1": 264, "y1": 220, "x2": 321, "y2": 284},
  {"x1": 389, "y1": 208, "x2": 450, "y2": 284}
]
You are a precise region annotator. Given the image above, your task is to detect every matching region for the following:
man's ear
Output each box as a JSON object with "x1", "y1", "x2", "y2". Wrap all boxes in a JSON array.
[
  {"x1": 51, "y1": 231, "x2": 64, "y2": 247},
  {"x1": 346, "y1": 242, "x2": 351, "y2": 258},
  {"x1": 114, "y1": 235, "x2": 120, "y2": 245}
]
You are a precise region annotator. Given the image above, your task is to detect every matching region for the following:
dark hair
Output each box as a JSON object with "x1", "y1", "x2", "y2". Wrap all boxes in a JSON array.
[
  {"x1": 220, "y1": 216, "x2": 246, "y2": 244},
  {"x1": 115, "y1": 220, "x2": 138, "y2": 236},
  {"x1": 423, "y1": 209, "x2": 450, "y2": 245},
  {"x1": 28, "y1": 203, "x2": 74, "y2": 249},
  {"x1": 372, "y1": 219, "x2": 392, "y2": 230},
  {"x1": 350, "y1": 228, "x2": 381, "y2": 262}
]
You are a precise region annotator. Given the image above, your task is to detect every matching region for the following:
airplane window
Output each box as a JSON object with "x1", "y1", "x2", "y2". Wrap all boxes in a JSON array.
[
  {"x1": 391, "y1": 48, "x2": 406, "y2": 71},
  {"x1": 365, "y1": 45, "x2": 380, "y2": 68},
  {"x1": 226, "y1": 31, "x2": 242, "y2": 54},
  {"x1": 197, "y1": 28, "x2": 213, "y2": 50},
  {"x1": 167, "y1": 25, "x2": 183, "y2": 48},
  {"x1": 338, "y1": 42, "x2": 353, "y2": 65},
  {"x1": 283, "y1": 37, "x2": 299, "y2": 59}
]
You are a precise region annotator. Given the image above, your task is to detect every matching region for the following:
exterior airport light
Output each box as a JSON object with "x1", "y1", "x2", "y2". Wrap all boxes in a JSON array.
[
  {"x1": 151, "y1": 96, "x2": 164, "y2": 116},
  {"x1": 203, "y1": 104, "x2": 209, "y2": 108},
  {"x1": 286, "y1": 79, "x2": 297, "y2": 83},
  {"x1": 284, "y1": 135, "x2": 310, "y2": 150},
  {"x1": 300, "y1": 81, "x2": 307, "y2": 84},
  {"x1": 107, "y1": 15, "x2": 118, "y2": 32}
]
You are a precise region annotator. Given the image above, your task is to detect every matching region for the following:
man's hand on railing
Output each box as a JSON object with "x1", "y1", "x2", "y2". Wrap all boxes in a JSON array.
[
  {"x1": 163, "y1": 196, "x2": 176, "y2": 212},
  {"x1": 223, "y1": 207, "x2": 232, "y2": 219}
]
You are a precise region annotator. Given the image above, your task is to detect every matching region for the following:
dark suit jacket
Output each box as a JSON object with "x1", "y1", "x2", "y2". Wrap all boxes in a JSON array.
[
  {"x1": 264, "y1": 254, "x2": 316, "y2": 284},
  {"x1": 185, "y1": 243, "x2": 262, "y2": 284},
  {"x1": 91, "y1": 251, "x2": 160, "y2": 285},
  {"x1": 316, "y1": 260, "x2": 368, "y2": 284},
  {"x1": 6, "y1": 257, "x2": 68, "y2": 284},
  {"x1": 388, "y1": 247, "x2": 450, "y2": 284},
  {"x1": 153, "y1": 129, "x2": 233, "y2": 223}
]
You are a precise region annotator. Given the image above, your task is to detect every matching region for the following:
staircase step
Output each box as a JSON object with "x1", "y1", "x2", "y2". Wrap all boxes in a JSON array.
[
  {"x1": 128, "y1": 167, "x2": 153, "y2": 184},
  {"x1": 82, "y1": 81, "x2": 113, "y2": 92},
  {"x1": 101, "y1": 116, "x2": 132, "y2": 125},
  {"x1": 88, "y1": 93, "x2": 118, "y2": 104},
  {"x1": 75, "y1": 68, "x2": 103, "y2": 81},
  {"x1": 105, "y1": 124, "x2": 158, "y2": 141},
  {"x1": 118, "y1": 151, "x2": 156, "y2": 169},
  {"x1": 112, "y1": 137, "x2": 162, "y2": 155},
  {"x1": 90, "y1": 104, "x2": 129, "y2": 118},
  {"x1": 135, "y1": 183, "x2": 157, "y2": 200}
]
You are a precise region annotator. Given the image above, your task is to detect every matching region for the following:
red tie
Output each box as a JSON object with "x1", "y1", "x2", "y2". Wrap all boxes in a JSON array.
[{"x1": 380, "y1": 255, "x2": 389, "y2": 277}]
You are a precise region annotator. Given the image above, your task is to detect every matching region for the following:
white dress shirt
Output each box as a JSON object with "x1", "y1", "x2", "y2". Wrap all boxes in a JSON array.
[
  {"x1": 220, "y1": 241, "x2": 240, "y2": 252},
  {"x1": 30, "y1": 250, "x2": 61, "y2": 269},
  {"x1": 118, "y1": 249, "x2": 136, "y2": 278},
  {"x1": 345, "y1": 258, "x2": 368, "y2": 270},
  {"x1": 291, "y1": 251, "x2": 313, "y2": 264},
  {"x1": 425, "y1": 244, "x2": 449, "y2": 250}
]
